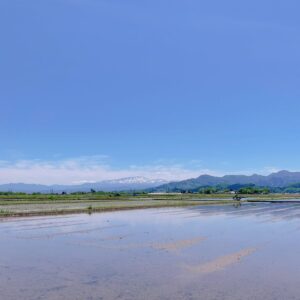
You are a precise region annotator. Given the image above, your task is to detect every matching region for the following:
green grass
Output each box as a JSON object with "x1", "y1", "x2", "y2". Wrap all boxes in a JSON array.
[{"x1": 0, "y1": 209, "x2": 11, "y2": 216}]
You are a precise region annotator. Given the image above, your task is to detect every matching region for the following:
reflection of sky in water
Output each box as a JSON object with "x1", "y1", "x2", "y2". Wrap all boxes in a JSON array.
[{"x1": 1, "y1": 203, "x2": 300, "y2": 300}]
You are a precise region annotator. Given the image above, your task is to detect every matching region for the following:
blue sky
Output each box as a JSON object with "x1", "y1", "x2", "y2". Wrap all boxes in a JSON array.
[{"x1": 1, "y1": 0, "x2": 300, "y2": 184}]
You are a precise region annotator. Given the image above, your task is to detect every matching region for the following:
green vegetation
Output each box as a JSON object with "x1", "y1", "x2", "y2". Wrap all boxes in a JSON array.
[
  {"x1": 161, "y1": 183, "x2": 272, "y2": 194},
  {"x1": 237, "y1": 186, "x2": 270, "y2": 194},
  {"x1": 273, "y1": 183, "x2": 300, "y2": 193},
  {"x1": 174, "y1": 183, "x2": 300, "y2": 195}
]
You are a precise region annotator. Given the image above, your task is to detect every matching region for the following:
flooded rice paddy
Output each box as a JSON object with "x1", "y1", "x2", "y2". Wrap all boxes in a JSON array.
[{"x1": 1, "y1": 203, "x2": 300, "y2": 299}]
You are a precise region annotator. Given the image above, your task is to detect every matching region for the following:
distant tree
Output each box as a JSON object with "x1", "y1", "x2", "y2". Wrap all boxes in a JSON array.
[
  {"x1": 238, "y1": 186, "x2": 270, "y2": 194},
  {"x1": 198, "y1": 187, "x2": 218, "y2": 194},
  {"x1": 262, "y1": 188, "x2": 270, "y2": 194}
]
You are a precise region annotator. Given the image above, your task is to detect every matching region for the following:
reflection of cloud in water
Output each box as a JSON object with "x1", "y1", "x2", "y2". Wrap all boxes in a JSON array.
[
  {"x1": 67, "y1": 236, "x2": 206, "y2": 253},
  {"x1": 185, "y1": 247, "x2": 256, "y2": 274},
  {"x1": 152, "y1": 236, "x2": 206, "y2": 253},
  {"x1": 15, "y1": 224, "x2": 128, "y2": 240}
]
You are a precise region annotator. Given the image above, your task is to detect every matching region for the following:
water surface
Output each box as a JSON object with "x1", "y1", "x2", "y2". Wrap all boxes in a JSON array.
[{"x1": 1, "y1": 203, "x2": 300, "y2": 299}]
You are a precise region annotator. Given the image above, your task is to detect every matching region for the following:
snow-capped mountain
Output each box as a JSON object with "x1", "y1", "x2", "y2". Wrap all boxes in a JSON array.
[
  {"x1": 103, "y1": 177, "x2": 167, "y2": 184},
  {"x1": 0, "y1": 177, "x2": 169, "y2": 193}
]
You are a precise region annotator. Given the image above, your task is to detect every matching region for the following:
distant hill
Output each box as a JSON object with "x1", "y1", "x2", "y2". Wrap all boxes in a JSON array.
[
  {"x1": 0, "y1": 177, "x2": 168, "y2": 193},
  {"x1": 151, "y1": 171, "x2": 300, "y2": 192},
  {"x1": 3, "y1": 171, "x2": 300, "y2": 194}
]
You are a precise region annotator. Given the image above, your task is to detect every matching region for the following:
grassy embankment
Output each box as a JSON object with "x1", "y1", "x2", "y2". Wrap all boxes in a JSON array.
[{"x1": 0, "y1": 192, "x2": 299, "y2": 217}]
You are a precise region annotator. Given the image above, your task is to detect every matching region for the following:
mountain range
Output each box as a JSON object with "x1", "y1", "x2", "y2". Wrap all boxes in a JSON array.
[
  {"x1": 0, "y1": 177, "x2": 167, "y2": 193},
  {"x1": 151, "y1": 170, "x2": 300, "y2": 192},
  {"x1": 2, "y1": 171, "x2": 300, "y2": 193}
]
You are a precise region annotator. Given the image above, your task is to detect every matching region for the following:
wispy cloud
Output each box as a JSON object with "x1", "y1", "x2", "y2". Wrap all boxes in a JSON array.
[
  {"x1": 0, "y1": 156, "x2": 284, "y2": 185},
  {"x1": 0, "y1": 156, "x2": 219, "y2": 185}
]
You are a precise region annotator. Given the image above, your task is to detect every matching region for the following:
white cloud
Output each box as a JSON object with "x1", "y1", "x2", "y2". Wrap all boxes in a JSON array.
[
  {"x1": 0, "y1": 156, "x2": 220, "y2": 185},
  {"x1": 0, "y1": 156, "x2": 284, "y2": 185}
]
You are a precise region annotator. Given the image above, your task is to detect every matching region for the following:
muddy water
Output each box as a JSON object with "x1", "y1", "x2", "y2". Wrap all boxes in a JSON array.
[{"x1": 1, "y1": 203, "x2": 300, "y2": 299}]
